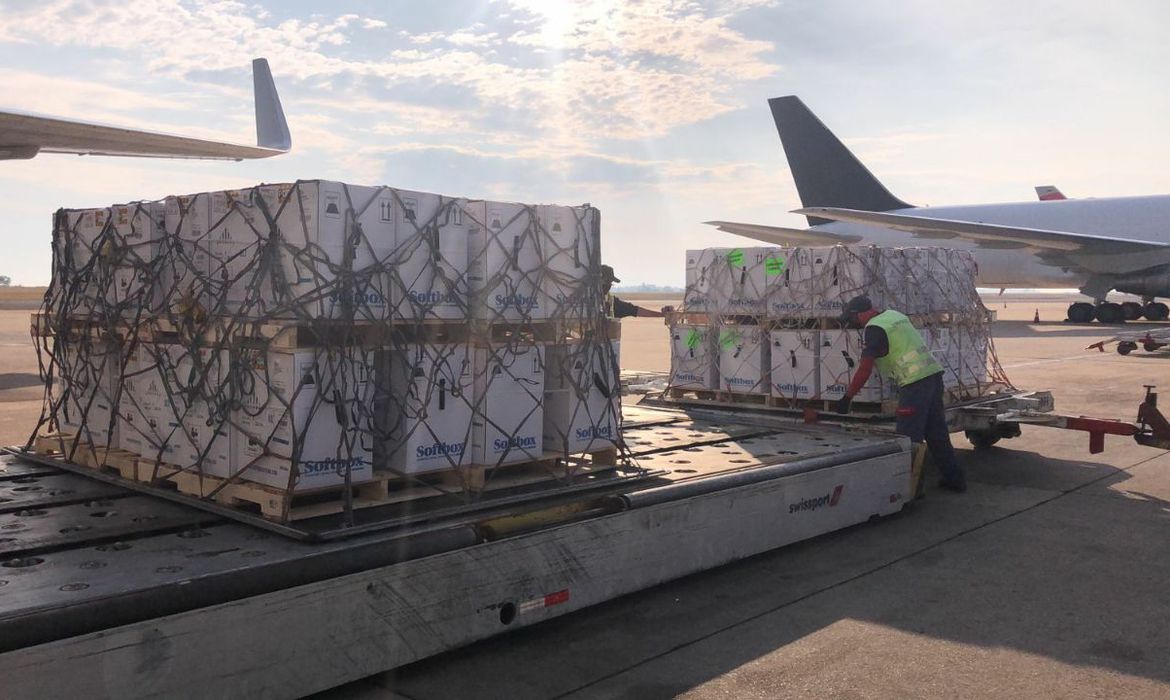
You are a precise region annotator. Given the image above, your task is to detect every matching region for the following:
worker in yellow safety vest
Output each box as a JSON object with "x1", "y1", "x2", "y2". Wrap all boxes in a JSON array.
[
  {"x1": 601, "y1": 265, "x2": 666, "y2": 319},
  {"x1": 835, "y1": 295, "x2": 967, "y2": 494}
]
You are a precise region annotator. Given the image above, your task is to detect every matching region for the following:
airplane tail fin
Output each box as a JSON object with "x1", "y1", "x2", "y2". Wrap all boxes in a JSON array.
[
  {"x1": 1035, "y1": 185, "x2": 1066, "y2": 201},
  {"x1": 253, "y1": 58, "x2": 291, "y2": 151},
  {"x1": 768, "y1": 96, "x2": 910, "y2": 226}
]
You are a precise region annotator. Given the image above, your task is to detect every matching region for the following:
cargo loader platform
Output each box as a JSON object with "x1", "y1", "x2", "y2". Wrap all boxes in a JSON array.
[{"x1": 0, "y1": 406, "x2": 911, "y2": 699}]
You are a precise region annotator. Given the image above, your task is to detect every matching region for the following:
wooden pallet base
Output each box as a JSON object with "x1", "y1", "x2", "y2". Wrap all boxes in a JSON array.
[{"x1": 31, "y1": 435, "x2": 627, "y2": 523}]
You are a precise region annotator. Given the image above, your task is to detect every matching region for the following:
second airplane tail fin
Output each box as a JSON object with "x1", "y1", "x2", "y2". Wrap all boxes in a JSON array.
[
  {"x1": 768, "y1": 96, "x2": 911, "y2": 226},
  {"x1": 253, "y1": 58, "x2": 291, "y2": 151}
]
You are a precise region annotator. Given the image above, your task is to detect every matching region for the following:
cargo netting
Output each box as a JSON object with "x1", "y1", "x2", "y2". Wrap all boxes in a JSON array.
[
  {"x1": 669, "y1": 245, "x2": 1012, "y2": 406},
  {"x1": 32, "y1": 180, "x2": 631, "y2": 519}
]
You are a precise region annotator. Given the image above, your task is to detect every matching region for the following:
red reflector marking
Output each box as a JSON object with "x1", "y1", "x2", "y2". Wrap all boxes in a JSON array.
[
  {"x1": 895, "y1": 407, "x2": 916, "y2": 416},
  {"x1": 545, "y1": 589, "x2": 570, "y2": 607}
]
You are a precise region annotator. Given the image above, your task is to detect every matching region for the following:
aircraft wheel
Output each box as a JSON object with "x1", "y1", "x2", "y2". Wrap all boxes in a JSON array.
[
  {"x1": 1121, "y1": 302, "x2": 1144, "y2": 321},
  {"x1": 1144, "y1": 302, "x2": 1170, "y2": 321},
  {"x1": 1144, "y1": 341, "x2": 1162, "y2": 352},
  {"x1": 1118, "y1": 341, "x2": 1137, "y2": 355},
  {"x1": 965, "y1": 430, "x2": 1001, "y2": 449},
  {"x1": 1095, "y1": 302, "x2": 1125, "y2": 324},
  {"x1": 1067, "y1": 302, "x2": 1095, "y2": 323}
]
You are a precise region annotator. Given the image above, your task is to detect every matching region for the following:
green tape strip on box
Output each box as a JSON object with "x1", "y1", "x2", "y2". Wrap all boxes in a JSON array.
[
  {"x1": 686, "y1": 328, "x2": 702, "y2": 349},
  {"x1": 727, "y1": 248, "x2": 744, "y2": 267},
  {"x1": 719, "y1": 330, "x2": 740, "y2": 348},
  {"x1": 765, "y1": 256, "x2": 786, "y2": 276}
]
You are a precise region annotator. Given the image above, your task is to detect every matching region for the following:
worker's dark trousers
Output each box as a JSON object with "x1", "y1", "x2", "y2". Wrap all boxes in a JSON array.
[{"x1": 895, "y1": 372, "x2": 965, "y2": 486}]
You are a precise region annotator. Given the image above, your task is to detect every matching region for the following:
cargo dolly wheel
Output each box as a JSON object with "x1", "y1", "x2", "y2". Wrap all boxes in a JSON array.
[
  {"x1": 965, "y1": 430, "x2": 1001, "y2": 449},
  {"x1": 1118, "y1": 341, "x2": 1138, "y2": 355}
]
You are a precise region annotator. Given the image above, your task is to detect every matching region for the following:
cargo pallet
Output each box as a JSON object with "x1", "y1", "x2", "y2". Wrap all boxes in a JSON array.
[{"x1": 29, "y1": 432, "x2": 624, "y2": 524}]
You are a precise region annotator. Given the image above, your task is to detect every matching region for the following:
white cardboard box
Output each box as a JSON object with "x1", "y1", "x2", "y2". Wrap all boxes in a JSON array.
[
  {"x1": 769, "y1": 330, "x2": 819, "y2": 399},
  {"x1": 466, "y1": 201, "x2": 545, "y2": 321},
  {"x1": 471, "y1": 343, "x2": 545, "y2": 465},
  {"x1": 235, "y1": 348, "x2": 374, "y2": 491},
  {"x1": 539, "y1": 204, "x2": 601, "y2": 319},
  {"x1": 259, "y1": 181, "x2": 396, "y2": 320},
  {"x1": 718, "y1": 325, "x2": 770, "y2": 394},
  {"x1": 378, "y1": 343, "x2": 475, "y2": 475},
  {"x1": 171, "y1": 347, "x2": 234, "y2": 477},
  {"x1": 709, "y1": 247, "x2": 772, "y2": 316},
  {"x1": 818, "y1": 329, "x2": 892, "y2": 402},
  {"x1": 51, "y1": 337, "x2": 120, "y2": 449},
  {"x1": 117, "y1": 343, "x2": 174, "y2": 461},
  {"x1": 543, "y1": 340, "x2": 621, "y2": 454},
  {"x1": 683, "y1": 249, "x2": 718, "y2": 312},
  {"x1": 164, "y1": 193, "x2": 213, "y2": 313},
  {"x1": 669, "y1": 324, "x2": 717, "y2": 390},
  {"x1": 389, "y1": 190, "x2": 470, "y2": 321}
]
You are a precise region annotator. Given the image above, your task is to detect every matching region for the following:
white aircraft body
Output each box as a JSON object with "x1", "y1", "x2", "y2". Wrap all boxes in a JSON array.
[
  {"x1": 708, "y1": 96, "x2": 1170, "y2": 323},
  {"x1": 0, "y1": 58, "x2": 290, "y2": 161}
]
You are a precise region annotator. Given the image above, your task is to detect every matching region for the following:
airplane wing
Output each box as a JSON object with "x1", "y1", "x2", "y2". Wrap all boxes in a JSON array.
[
  {"x1": 0, "y1": 58, "x2": 290, "y2": 161},
  {"x1": 704, "y1": 220, "x2": 863, "y2": 246},
  {"x1": 794, "y1": 206, "x2": 1170, "y2": 276}
]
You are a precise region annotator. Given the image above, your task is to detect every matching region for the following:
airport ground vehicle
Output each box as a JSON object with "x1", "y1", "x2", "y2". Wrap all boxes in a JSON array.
[{"x1": 2, "y1": 383, "x2": 1167, "y2": 700}]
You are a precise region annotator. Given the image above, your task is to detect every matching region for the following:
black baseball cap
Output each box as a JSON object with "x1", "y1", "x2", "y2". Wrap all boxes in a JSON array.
[
  {"x1": 839, "y1": 295, "x2": 873, "y2": 323},
  {"x1": 601, "y1": 264, "x2": 620, "y2": 283}
]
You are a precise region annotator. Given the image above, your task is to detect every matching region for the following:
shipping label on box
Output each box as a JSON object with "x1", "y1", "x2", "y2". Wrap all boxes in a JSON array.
[
  {"x1": 389, "y1": 190, "x2": 470, "y2": 321},
  {"x1": 235, "y1": 348, "x2": 374, "y2": 491},
  {"x1": 718, "y1": 325, "x2": 770, "y2": 394},
  {"x1": 818, "y1": 329, "x2": 893, "y2": 402},
  {"x1": 377, "y1": 343, "x2": 475, "y2": 475},
  {"x1": 471, "y1": 343, "x2": 545, "y2": 465},
  {"x1": 466, "y1": 201, "x2": 544, "y2": 321},
  {"x1": 539, "y1": 204, "x2": 601, "y2": 319},
  {"x1": 669, "y1": 324, "x2": 717, "y2": 389},
  {"x1": 769, "y1": 330, "x2": 819, "y2": 399},
  {"x1": 543, "y1": 340, "x2": 621, "y2": 454}
]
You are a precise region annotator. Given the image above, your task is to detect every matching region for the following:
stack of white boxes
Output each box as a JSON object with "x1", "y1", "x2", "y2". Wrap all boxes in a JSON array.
[
  {"x1": 45, "y1": 181, "x2": 619, "y2": 493},
  {"x1": 543, "y1": 340, "x2": 621, "y2": 454},
  {"x1": 672, "y1": 245, "x2": 992, "y2": 405}
]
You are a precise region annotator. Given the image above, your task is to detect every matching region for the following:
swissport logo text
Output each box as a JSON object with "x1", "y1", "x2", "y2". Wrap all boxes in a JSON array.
[{"x1": 789, "y1": 484, "x2": 844, "y2": 514}]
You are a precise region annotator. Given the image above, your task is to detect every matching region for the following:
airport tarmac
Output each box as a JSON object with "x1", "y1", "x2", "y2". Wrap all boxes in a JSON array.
[
  {"x1": 323, "y1": 294, "x2": 1170, "y2": 699},
  {"x1": 6, "y1": 296, "x2": 1170, "y2": 698}
]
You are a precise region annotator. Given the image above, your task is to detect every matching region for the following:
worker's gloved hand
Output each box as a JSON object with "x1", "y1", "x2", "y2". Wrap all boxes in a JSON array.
[{"x1": 834, "y1": 395, "x2": 852, "y2": 414}]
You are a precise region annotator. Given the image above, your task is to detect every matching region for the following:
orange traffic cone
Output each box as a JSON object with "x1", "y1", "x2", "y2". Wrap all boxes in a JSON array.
[{"x1": 1033, "y1": 309, "x2": 1040, "y2": 323}]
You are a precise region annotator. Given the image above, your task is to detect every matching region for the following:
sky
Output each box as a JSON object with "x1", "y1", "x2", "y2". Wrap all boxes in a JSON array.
[{"x1": 3, "y1": 0, "x2": 1170, "y2": 286}]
